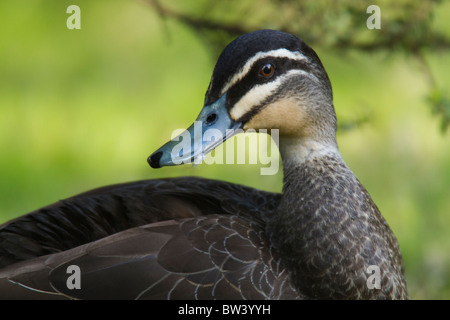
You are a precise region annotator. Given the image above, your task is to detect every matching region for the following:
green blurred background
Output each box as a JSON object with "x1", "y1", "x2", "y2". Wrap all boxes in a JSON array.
[{"x1": 0, "y1": 0, "x2": 449, "y2": 299}]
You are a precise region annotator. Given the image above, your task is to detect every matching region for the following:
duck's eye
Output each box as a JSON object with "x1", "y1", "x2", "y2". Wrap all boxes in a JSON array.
[{"x1": 259, "y1": 63, "x2": 274, "y2": 78}]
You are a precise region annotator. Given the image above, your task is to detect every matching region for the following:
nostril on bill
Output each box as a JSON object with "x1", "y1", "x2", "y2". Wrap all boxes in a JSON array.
[{"x1": 205, "y1": 113, "x2": 217, "y2": 125}]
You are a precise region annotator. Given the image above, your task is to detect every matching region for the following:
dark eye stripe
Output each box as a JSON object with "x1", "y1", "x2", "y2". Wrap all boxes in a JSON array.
[{"x1": 224, "y1": 57, "x2": 312, "y2": 109}]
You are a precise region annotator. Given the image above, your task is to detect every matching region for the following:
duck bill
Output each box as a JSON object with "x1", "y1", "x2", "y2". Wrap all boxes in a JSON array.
[{"x1": 148, "y1": 93, "x2": 242, "y2": 168}]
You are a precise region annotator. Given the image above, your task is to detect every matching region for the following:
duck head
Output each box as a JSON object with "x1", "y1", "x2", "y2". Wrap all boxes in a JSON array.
[{"x1": 148, "y1": 29, "x2": 337, "y2": 168}]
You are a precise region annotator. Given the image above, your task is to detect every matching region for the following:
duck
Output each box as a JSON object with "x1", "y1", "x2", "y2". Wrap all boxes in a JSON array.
[{"x1": 0, "y1": 29, "x2": 408, "y2": 300}]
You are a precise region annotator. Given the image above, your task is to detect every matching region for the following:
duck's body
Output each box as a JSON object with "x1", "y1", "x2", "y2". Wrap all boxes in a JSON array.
[
  {"x1": 0, "y1": 177, "x2": 300, "y2": 299},
  {"x1": 0, "y1": 30, "x2": 408, "y2": 299},
  {"x1": 271, "y1": 152, "x2": 406, "y2": 299}
]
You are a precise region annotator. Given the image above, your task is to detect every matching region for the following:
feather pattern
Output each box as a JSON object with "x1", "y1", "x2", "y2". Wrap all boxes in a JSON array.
[{"x1": 0, "y1": 177, "x2": 302, "y2": 299}]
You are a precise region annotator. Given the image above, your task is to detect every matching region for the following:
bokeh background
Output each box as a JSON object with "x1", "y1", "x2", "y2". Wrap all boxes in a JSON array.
[{"x1": 0, "y1": 0, "x2": 449, "y2": 299}]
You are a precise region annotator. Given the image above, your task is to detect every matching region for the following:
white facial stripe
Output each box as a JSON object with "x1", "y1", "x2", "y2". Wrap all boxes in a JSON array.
[
  {"x1": 220, "y1": 48, "x2": 309, "y2": 96},
  {"x1": 230, "y1": 69, "x2": 317, "y2": 120}
]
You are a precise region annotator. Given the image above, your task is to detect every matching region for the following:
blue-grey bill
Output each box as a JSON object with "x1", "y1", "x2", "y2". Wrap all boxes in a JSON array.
[{"x1": 148, "y1": 94, "x2": 242, "y2": 168}]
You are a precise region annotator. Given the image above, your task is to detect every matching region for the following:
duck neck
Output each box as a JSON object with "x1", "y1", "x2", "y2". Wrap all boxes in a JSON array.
[
  {"x1": 267, "y1": 136, "x2": 406, "y2": 299},
  {"x1": 278, "y1": 136, "x2": 341, "y2": 165}
]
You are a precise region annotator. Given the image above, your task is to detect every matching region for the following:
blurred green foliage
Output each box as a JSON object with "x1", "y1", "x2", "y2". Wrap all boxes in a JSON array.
[
  {"x1": 150, "y1": 0, "x2": 447, "y2": 53},
  {"x1": 0, "y1": 0, "x2": 449, "y2": 299}
]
